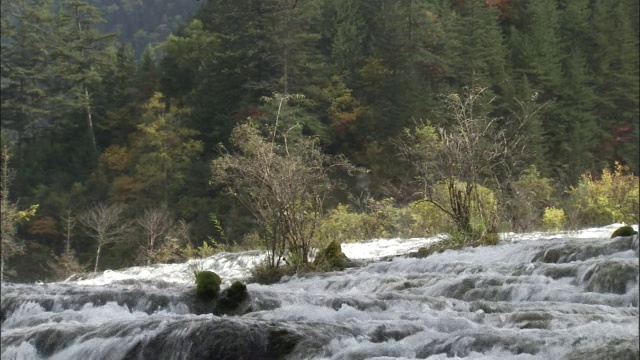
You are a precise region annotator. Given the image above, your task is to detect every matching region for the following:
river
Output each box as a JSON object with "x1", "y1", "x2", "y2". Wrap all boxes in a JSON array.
[{"x1": 1, "y1": 224, "x2": 638, "y2": 359}]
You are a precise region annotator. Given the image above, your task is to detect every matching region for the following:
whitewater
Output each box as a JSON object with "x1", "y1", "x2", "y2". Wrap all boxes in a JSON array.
[{"x1": 1, "y1": 224, "x2": 638, "y2": 359}]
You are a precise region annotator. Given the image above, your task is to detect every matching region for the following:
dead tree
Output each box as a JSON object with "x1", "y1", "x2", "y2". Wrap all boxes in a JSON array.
[{"x1": 80, "y1": 203, "x2": 129, "y2": 272}]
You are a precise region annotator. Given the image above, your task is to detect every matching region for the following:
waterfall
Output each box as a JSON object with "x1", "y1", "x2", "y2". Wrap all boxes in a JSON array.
[{"x1": 2, "y1": 224, "x2": 638, "y2": 359}]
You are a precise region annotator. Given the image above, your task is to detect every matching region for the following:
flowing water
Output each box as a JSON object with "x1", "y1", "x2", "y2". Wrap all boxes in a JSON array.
[{"x1": 1, "y1": 224, "x2": 638, "y2": 359}]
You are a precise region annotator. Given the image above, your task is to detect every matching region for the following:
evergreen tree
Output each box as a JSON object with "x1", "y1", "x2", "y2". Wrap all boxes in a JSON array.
[
  {"x1": 131, "y1": 93, "x2": 203, "y2": 205},
  {"x1": 0, "y1": 0, "x2": 55, "y2": 147},
  {"x1": 50, "y1": 0, "x2": 116, "y2": 155},
  {"x1": 446, "y1": 0, "x2": 510, "y2": 92},
  {"x1": 97, "y1": 43, "x2": 140, "y2": 146},
  {"x1": 588, "y1": 0, "x2": 639, "y2": 173}
]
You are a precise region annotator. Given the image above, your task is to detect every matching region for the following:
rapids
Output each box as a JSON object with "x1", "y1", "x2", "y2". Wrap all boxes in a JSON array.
[{"x1": 1, "y1": 224, "x2": 638, "y2": 359}]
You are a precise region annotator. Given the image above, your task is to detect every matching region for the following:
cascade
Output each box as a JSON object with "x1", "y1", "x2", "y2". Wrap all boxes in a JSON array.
[{"x1": 1, "y1": 224, "x2": 638, "y2": 359}]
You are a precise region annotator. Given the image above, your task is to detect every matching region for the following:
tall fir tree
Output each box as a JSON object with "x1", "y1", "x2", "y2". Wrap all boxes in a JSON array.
[
  {"x1": 0, "y1": 0, "x2": 55, "y2": 148},
  {"x1": 588, "y1": 0, "x2": 639, "y2": 173},
  {"x1": 50, "y1": 0, "x2": 116, "y2": 155}
]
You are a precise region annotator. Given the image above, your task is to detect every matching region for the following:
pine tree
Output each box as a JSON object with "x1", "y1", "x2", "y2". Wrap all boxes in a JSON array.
[
  {"x1": 97, "y1": 43, "x2": 140, "y2": 145},
  {"x1": 50, "y1": 0, "x2": 116, "y2": 155},
  {"x1": 131, "y1": 93, "x2": 204, "y2": 205},
  {"x1": 0, "y1": 0, "x2": 55, "y2": 147},
  {"x1": 588, "y1": 0, "x2": 639, "y2": 173},
  {"x1": 446, "y1": 0, "x2": 510, "y2": 91}
]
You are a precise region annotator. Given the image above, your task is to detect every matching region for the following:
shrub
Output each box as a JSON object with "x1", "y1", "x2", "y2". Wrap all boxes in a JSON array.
[
  {"x1": 567, "y1": 162, "x2": 639, "y2": 227},
  {"x1": 181, "y1": 240, "x2": 221, "y2": 260},
  {"x1": 610, "y1": 225, "x2": 638, "y2": 239},
  {"x1": 317, "y1": 204, "x2": 370, "y2": 243},
  {"x1": 542, "y1": 207, "x2": 566, "y2": 232},
  {"x1": 249, "y1": 260, "x2": 289, "y2": 285},
  {"x1": 507, "y1": 165, "x2": 555, "y2": 231},
  {"x1": 478, "y1": 232, "x2": 500, "y2": 246},
  {"x1": 408, "y1": 200, "x2": 451, "y2": 236},
  {"x1": 319, "y1": 198, "x2": 418, "y2": 244},
  {"x1": 195, "y1": 270, "x2": 221, "y2": 300}
]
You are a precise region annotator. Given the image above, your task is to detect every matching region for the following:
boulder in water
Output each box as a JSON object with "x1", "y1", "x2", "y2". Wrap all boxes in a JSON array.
[
  {"x1": 314, "y1": 240, "x2": 350, "y2": 270},
  {"x1": 610, "y1": 225, "x2": 638, "y2": 239},
  {"x1": 216, "y1": 280, "x2": 250, "y2": 315},
  {"x1": 195, "y1": 271, "x2": 221, "y2": 300}
]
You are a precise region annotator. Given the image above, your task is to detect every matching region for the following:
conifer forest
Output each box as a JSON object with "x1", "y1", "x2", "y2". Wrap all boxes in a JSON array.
[{"x1": 1, "y1": 0, "x2": 638, "y2": 282}]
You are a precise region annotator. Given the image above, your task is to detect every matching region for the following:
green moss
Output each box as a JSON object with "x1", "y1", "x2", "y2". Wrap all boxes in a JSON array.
[
  {"x1": 195, "y1": 271, "x2": 221, "y2": 300},
  {"x1": 413, "y1": 237, "x2": 465, "y2": 258},
  {"x1": 478, "y1": 232, "x2": 500, "y2": 246},
  {"x1": 610, "y1": 225, "x2": 638, "y2": 238},
  {"x1": 314, "y1": 240, "x2": 349, "y2": 270},
  {"x1": 217, "y1": 280, "x2": 249, "y2": 314}
]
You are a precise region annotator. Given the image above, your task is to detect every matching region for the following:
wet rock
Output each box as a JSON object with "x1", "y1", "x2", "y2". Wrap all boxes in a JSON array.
[
  {"x1": 567, "y1": 339, "x2": 639, "y2": 360},
  {"x1": 508, "y1": 311, "x2": 553, "y2": 329},
  {"x1": 368, "y1": 323, "x2": 423, "y2": 343},
  {"x1": 195, "y1": 271, "x2": 221, "y2": 301},
  {"x1": 216, "y1": 281, "x2": 250, "y2": 315},
  {"x1": 610, "y1": 225, "x2": 638, "y2": 239},
  {"x1": 532, "y1": 237, "x2": 638, "y2": 264},
  {"x1": 585, "y1": 262, "x2": 639, "y2": 294}
]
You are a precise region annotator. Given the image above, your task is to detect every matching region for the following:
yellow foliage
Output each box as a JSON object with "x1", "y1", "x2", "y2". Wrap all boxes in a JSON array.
[
  {"x1": 100, "y1": 145, "x2": 131, "y2": 172},
  {"x1": 568, "y1": 162, "x2": 639, "y2": 226},
  {"x1": 359, "y1": 57, "x2": 392, "y2": 82},
  {"x1": 16, "y1": 205, "x2": 38, "y2": 222},
  {"x1": 542, "y1": 207, "x2": 566, "y2": 231},
  {"x1": 409, "y1": 200, "x2": 452, "y2": 235}
]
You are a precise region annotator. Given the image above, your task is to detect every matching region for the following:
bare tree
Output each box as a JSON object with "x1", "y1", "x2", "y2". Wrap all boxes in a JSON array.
[
  {"x1": 79, "y1": 203, "x2": 130, "y2": 272},
  {"x1": 212, "y1": 118, "x2": 352, "y2": 269},
  {"x1": 397, "y1": 87, "x2": 543, "y2": 239},
  {"x1": 136, "y1": 205, "x2": 172, "y2": 265},
  {"x1": 51, "y1": 209, "x2": 85, "y2": 279}
]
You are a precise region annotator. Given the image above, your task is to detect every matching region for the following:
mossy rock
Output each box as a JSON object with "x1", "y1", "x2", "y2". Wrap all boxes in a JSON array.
[
  {"x1": 413, "y1": 238, "x2": 466, "y2": 258},
  {"x1": 217, "y1": 281, "x2": 250, "y2": 315},
  {"x1": 610, "y1": 226, "x2": 638, "y2": 239},
  {"x1": 415, "y1": 246, "x2": 436, "y2": 258},
  {"x1": 195, "y1": 271, "x2": 221, "y2": 300},
  {"x1": 479, "y1": 233, "x2": 500, "y2": 246},
  {"x1": 314, "y1": 240, "x2": 349, "y2": 270}
]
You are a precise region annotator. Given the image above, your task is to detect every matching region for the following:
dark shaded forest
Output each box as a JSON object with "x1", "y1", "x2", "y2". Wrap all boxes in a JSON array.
[{"x1": 1, "y1": 0, "x2": 638, "y2": 282}]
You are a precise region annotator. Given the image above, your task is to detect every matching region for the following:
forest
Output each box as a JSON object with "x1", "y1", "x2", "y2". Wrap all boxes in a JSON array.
[{"x1": 1, "y1": 0, "x2": 638, "y2": 283}]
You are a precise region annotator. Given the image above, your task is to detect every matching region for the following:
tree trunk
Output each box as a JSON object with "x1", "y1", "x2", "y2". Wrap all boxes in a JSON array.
[
  {"x1": 84, "y1": 86, "x2": 98, "y2": 154},
  {"x1": 94, "y1": 243, "x2": 102, "y2": 273},
  {"x1": 75, "y1": 5, "x2": 98, "y2": 155}
]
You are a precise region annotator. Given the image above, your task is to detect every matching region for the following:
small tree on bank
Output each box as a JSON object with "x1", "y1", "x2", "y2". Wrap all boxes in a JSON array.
[
  {"x1": 397, "y1": 87, "x2": 542, "y2": 240},
  {"x1": 51, "y1": 209, "x2": 85, "y2": 279},
  {"x1": 136, "y1": 205, "x2": 172, "y2": 265},
  {"x1": 79, "y1": 202, "x2": 130, "y2": 272},
  {"x1": 212, "y1": 116, "x2": 351, "y2": 269}
]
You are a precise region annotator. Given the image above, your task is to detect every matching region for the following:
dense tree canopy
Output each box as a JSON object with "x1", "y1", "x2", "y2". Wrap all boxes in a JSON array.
[{"x1": 1, "y1": 0, "x2": 638, "y2": 281}]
